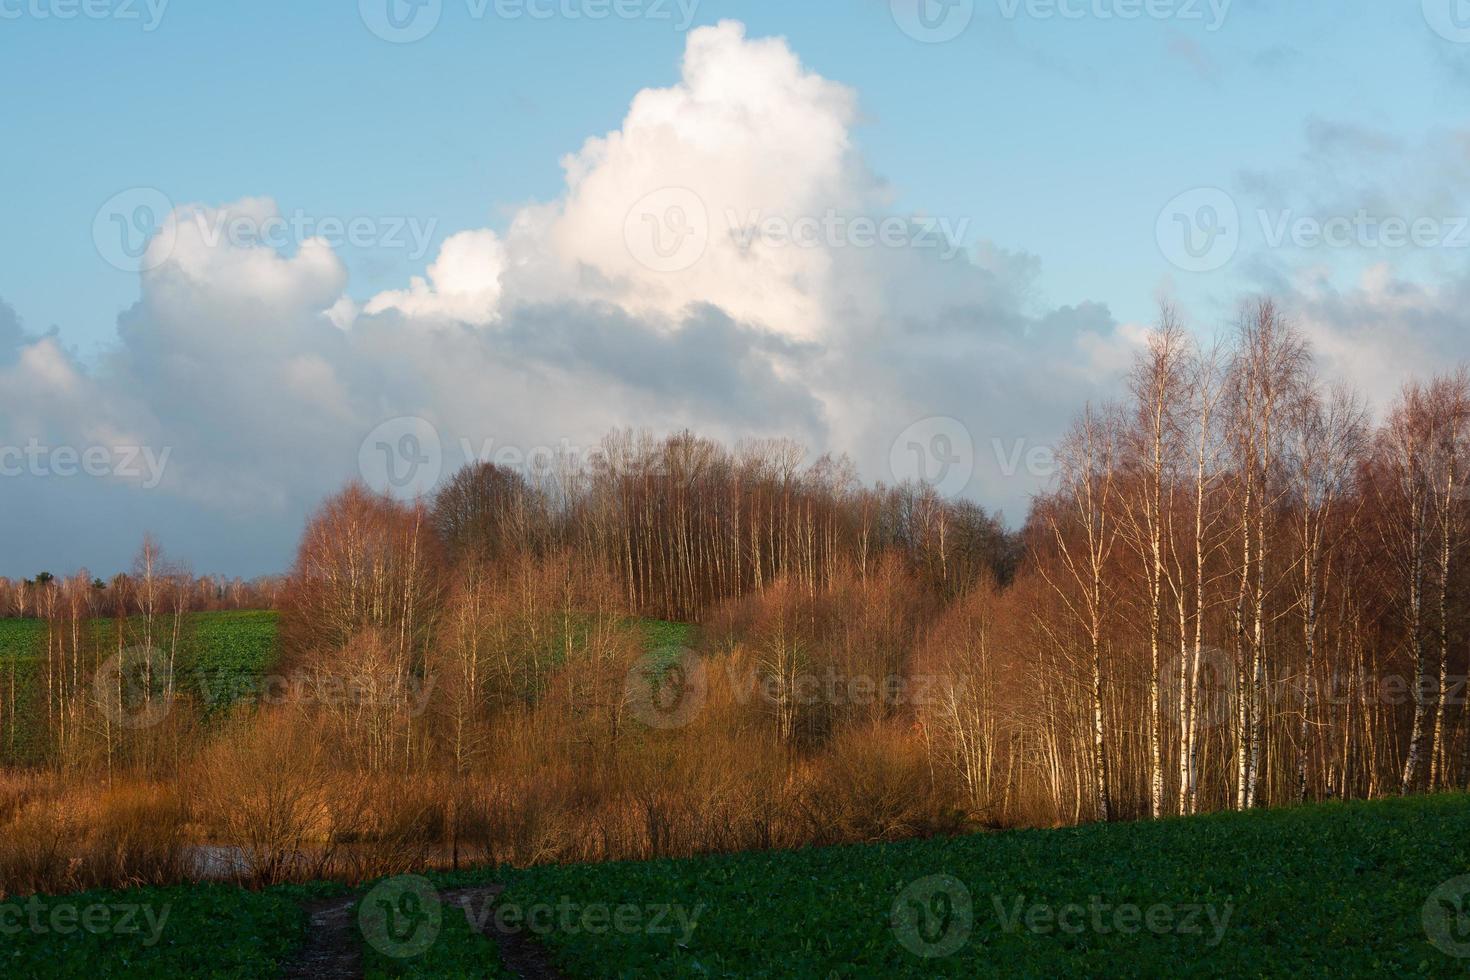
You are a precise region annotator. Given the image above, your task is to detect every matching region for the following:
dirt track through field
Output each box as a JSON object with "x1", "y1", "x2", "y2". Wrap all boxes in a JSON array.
[
  {"x1": 281, "y1": 884, "x2": 566, "y2": 979},
  {"x1": 281, "y1": 894, "x2": 362, "y2": 979},
  {"x1": 444, "y1": 885, "x2": 568, "y2": 979}
]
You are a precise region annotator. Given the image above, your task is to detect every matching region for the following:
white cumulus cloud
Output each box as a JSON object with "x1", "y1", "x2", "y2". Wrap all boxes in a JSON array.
[{"x1": 3, "y1": 21, "x2": 1129, "y2": 575}]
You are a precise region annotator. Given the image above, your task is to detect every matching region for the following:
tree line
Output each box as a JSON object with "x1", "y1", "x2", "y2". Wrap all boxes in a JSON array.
[
  {"x1": 3, "y1": 295, "x2": 1468, "y2": 894},
  {"x1": 0, "y1": 565, "x2": 282, "y2": 620},
  {"x1": 1000, "y1": 299, "x2": 1470, "y2": 823}
]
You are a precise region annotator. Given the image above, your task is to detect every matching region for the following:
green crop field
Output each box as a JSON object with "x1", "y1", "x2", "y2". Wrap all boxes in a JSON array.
[
  {"x1": 639, "y1": 619, "x2": 694, "y2": 653},
  {"x1": 9, "y1": 793, "x2": 1466, "y2": 978},
  {"x1": 374, "y1": 792, "x2": 1470, "y2": 978},
  {"x1": 0, "y1": 619, "x2": 45, "y2": 664},
  {"x1": 183, "y1": 610, "x2": 282, "y2": 712},
  {"x1": 0, "y1": 881, "x2": 345, "y2": 979},
  {"x1": 0, "y1": 611, "x2": 279, "y2": 672},
  {"x1": 0, "y1": 611, "x2": 281, "y2": 761},
  {"x1": 0, "y1": 611, "x2": 677, "y2": 748},
  {"x1": 0, "y1": 620, "x2": 46, "y2": 761}
]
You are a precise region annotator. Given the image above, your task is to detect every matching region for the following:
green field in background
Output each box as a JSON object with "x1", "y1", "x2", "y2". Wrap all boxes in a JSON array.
[{"x1": 0, "y1": 611, "x2": 281, "y2": 760}]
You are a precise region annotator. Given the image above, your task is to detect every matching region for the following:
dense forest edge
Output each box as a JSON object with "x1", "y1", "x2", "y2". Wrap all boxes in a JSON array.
[{"x1": 6, "y1": 297, "x2": 1470, "y2": 970}]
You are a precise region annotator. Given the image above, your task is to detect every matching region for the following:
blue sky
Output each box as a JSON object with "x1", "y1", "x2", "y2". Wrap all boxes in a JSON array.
[
  {"x1": 5, "y1": 0, "x2": 1461, "y2": 353},
  {"x1": 4, "y1": 1, "x2": 1470, "y2": 576}
]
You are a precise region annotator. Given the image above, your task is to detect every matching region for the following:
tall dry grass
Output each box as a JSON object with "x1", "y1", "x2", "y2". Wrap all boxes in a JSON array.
[
  {"x1": 0, "y1": 774, "x2": 189, "y2": 899},
  {"x1": 1, "y1": 555, "x2": 982, "y2": 897}
]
